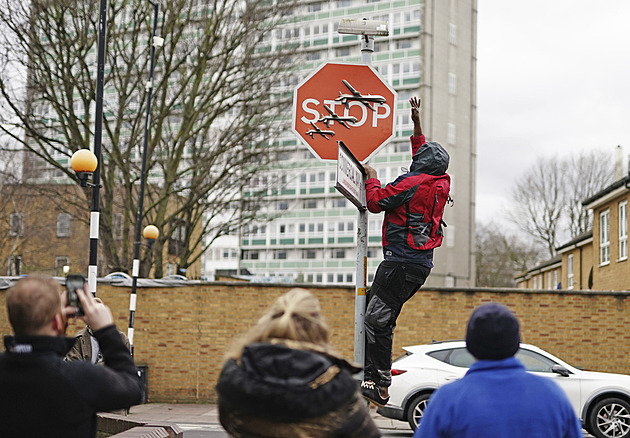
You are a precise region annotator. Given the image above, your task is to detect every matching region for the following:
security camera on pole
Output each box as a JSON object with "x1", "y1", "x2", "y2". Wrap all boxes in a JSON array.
[{"x1": 291, "y1": 19, "x2": 395, "y2": 374}]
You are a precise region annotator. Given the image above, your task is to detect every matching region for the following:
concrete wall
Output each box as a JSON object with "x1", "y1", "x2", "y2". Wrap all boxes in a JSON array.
[{"x1": 1, "y1": 282, "x2": 628, "y2": 403}]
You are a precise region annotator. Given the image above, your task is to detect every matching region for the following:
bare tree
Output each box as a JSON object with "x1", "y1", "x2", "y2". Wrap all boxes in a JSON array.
[
  {"x1": 509, "y1": 150, "x2": 613, "y2": 256},
  {"x1": 565, "y1": 150, "x2": 615, "y2": 237},
  {"x1": 0, "y1": 0, "x2": 294, "y2": 277},
  {"x1": 475, "y1": 222, "x2": 542, "y2": 287}
]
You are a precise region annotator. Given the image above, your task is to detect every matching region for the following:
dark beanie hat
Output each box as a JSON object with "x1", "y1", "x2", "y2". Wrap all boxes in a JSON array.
[{"x1": 466, "y1": 303, "x2": 520, "y2": 360}]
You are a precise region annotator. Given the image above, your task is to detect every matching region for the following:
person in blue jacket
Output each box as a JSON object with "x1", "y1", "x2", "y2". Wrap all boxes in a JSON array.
[{"x1": 414, "y1": 303, "x2": 583, "y2": 438}]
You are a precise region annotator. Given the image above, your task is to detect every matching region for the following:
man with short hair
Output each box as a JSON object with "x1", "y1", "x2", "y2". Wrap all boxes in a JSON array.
[
  {"x1": 0, "y1": 276, "x2": 145, "y2": 437},
  {"x1": 414, "y1": 303, "x2": 583, "y2": 438}
]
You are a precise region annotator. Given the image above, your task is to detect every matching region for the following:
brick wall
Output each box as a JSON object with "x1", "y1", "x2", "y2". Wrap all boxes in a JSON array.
[{"x1": 1, "y1": 282, "x2": 628, "y2": 403}]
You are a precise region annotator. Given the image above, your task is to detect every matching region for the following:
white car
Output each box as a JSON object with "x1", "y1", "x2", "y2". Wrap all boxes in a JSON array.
[{"x1": 378, "y1": 341, "x2": 630, "y2": 438}]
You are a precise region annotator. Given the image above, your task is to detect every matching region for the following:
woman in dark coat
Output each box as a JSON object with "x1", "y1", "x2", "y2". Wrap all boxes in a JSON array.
[{"x1": 216, "y1": 288, "x2": 380, "y2": 438}]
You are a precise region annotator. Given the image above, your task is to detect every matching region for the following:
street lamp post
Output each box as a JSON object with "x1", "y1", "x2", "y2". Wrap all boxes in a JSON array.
[
  {"x1": 128, "y1": 0, "x2": 162, "y2": 354},
  {"x1": 86, "y1": 0, "x2": 109, "y2": 296},
  {"x1": 71, "y1": 149, "x2": 99, "y2": 286},
  {"x1": 128, "y1": 225, "x2": 158, "y2": 354}
]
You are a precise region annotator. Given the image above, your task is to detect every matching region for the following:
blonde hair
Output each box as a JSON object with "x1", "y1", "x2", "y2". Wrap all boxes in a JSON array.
[{"x1": 226, "y1": 288, "x2": 329, "y2": 360}]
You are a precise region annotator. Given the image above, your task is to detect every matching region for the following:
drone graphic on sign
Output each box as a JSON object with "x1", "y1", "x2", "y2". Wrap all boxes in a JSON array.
[
  {"x1": 306, "y1": 121, "x2": 335, "y2": 140},
  {"x1": 335, "y1": 80, "x2": 387, "y2": 111},
  {"x1": 292, "y1": 62, "x2": 397, "y2": 162},
  {"x1": 318, "y1": 105, "x2": 358, "y2": 129}
]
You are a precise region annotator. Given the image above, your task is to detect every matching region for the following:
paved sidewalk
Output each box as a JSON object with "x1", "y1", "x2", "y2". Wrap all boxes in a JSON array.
[{"x1": 128, "y1": 402, "x2": 412, "y2": 432}]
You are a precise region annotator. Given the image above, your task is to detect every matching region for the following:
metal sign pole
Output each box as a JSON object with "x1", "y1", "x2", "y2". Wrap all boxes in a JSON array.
[
  {"x1": 354, "y1": 34, "x2": 375, "y2": 373},
  {"x1": 335, "y1": 141, "x2": 367, "y2": 374},
  {"x1": 354, "y1": 185, "x2": 368, "y2": 372}
]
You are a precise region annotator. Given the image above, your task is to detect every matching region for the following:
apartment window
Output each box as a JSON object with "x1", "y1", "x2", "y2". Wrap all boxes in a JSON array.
[
  {"x1": 7, "y1": 255, "x2": 22, "y2": 276},
  {"x1": 273, "y1": 250, "x2": 287, "y2": 260},
  {"x1": 447, "y1": 123, "x2": 456, "y2": 144},
  {"x1": 55, "y1": 256, "x2": 70, "y2": 277},
  {"x1": 57, "y1": 213, "x2": 71, "y2": 237},
  {"x1": 532, "y1": 276, "x2": 537, "y2": 289},
  {"x1": 243, "y1": 250, "x2": 259, "y2": 260},
  {"x1": 302, "y1": 250, "x2": 317, "y2": 259},
  {"x1": 448, "y1": 72, "x2": 457, "y2": 95},
  {"x1": 277, "y1": 201, "x2": 289, "y2": 211},
  {"x1": 306, "y1": 52, "x2": 321, "y2": 61},
  {"x1": 327, "y1": 273, "x2": 334, "y2": 283},
  {"x1": 449, "y1": 23, "x2": 457, "y2": 45},
  {"x1": 600, "y1": 209, "x2": 610, "y2": 265},
  {"x1": 303, "y1": 200, "x2": 317, "y2": 209},
  {"x1": 553, "y1": 270, "x2": 559, "y2": 289},
  {"x1": 567, "y1": 254, "x2": 574, "y2": 289},
  {"x1": 619, "y1": 200, "x2": 628, "y2": 260},
  {"x1": 112, "y1": 213, "x2": 123, "y2": 240},
  {"x1": 331, "y1": 249, "x2": 346, "y2": 259},
  {"x1": 336, "y1": 47, "x2": 350, "y2": 57},
  {"x1": 307, "y1": 3, "x2": 322, "y2": 12},
  {"x1": 332, "y1": 198, "x2": 347, "y2": 208},
  {"x1": 9, "y1": 213, "x2": 24, "y2": 237},
  {"x1": 166, "y1": 263, "x2": 176, "y2": 276},
  {"x1": 547, "y1": 272, "x2": 552, "y2": 290},
  {"x1": 374, "y1": 41, "x2": 388, "y2": 52}
]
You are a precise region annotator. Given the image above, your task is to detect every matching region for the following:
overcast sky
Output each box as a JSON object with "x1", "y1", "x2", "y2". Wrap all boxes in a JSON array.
[{"x1": 476, "y1": 0, "x2": 630, "y2": 226}]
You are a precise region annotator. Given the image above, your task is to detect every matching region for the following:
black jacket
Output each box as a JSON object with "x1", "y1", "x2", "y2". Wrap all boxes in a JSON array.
[
  {"x1": 0, "y1": 325, "x2": 145, "y2": 438},
  {"x1": 217, "y1": 340, "x2": 381, "y2": 437}
]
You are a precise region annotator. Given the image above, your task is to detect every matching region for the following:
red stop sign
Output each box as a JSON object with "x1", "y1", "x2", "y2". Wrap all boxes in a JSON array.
[{"x1": 292, "y1": 62, "x2": 397, "y2": 162}]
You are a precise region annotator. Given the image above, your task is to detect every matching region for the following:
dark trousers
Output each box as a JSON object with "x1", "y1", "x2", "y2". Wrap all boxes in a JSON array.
[{"x1": 364, "y1": 261, "x2": 430, "y2": 387}]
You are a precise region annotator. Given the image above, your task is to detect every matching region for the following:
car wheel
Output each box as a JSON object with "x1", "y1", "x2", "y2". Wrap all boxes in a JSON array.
[
  {"x1": 406, "y1": 392, "x2": 432, "y2": 431},
  {"x1": 588, "y1": 397, "x2": 630, "y2": 438}
]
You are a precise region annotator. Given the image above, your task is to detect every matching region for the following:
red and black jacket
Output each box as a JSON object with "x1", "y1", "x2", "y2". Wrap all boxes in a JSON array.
[{"x1": 366, "y1": 135, "x2": 450, "y2": 267}]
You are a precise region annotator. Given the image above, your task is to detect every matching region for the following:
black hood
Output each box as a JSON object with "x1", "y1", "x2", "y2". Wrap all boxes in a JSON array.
[
  {"x1": 216, "y1": 342, "x2": 360, "y2": 421},
  {"x1": 410, "y1": 141, "x2": 449, "y2": 175}
]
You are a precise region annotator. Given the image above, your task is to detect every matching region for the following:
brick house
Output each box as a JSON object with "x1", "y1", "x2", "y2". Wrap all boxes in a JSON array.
[
  {"x1": 0, "y1": 184, "x2": 90, "y2": 276},
  {"x1": 516, "y1": 175, "x2": 629, "y2": 290},
  {"x1": 515, "y1": 254, "x2": 562, "y2": 290},
  {"x1": 0, "y1": 184, "x2": 201, "y2": 278}
]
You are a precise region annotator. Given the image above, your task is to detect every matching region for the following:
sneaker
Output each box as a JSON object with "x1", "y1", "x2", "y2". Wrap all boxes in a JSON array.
[{"x1": 361, "y1": 380, "x2": 390, "y2": 407}]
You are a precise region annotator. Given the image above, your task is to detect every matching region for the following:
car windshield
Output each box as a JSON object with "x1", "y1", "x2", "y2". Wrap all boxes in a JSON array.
[{"x1": 428, "y1": 347, "x2": 560, "y2": 373}]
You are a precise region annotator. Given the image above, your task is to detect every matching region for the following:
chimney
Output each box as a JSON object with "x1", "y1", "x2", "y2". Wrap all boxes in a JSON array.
[{"x1": 614, "y1": 145, "x2": 623, "y2": 180}]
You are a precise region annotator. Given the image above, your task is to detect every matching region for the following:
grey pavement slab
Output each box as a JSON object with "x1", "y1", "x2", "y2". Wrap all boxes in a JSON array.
[{"x1": 128, "y1": 402, "x2": 411, "y2": 431}]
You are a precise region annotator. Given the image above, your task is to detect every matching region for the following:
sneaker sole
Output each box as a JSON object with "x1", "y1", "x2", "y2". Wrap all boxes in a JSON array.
[{"x1": 361, "y1": 393, "x2": 389, "y2": 408}]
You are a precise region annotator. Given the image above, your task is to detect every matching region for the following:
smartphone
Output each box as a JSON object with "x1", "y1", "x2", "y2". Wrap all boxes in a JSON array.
[{"x1": 65, "y1": 274, "x2": 86, "y2": 316}]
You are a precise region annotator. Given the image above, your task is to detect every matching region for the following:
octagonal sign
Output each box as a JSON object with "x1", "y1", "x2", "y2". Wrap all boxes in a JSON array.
[{"x1": 292, "y1": 62, "x2": 397, "y2": 162}]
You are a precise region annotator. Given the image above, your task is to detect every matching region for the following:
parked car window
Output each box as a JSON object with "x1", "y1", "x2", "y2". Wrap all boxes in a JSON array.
[
  {"x1": 427, "y1": 349, "x2": 450, "y2": 363},
  {"x1": 428, "y1": 347, "x2": 475, "y2": 368},
  {"x1": 429, "y1": 346, "x2": 559, "y2": 372},
  {"x1": 449, "y1": 348, "x2": 475, "y2": 367},
  {"x1": 515, "y1": 349, "x2": 557, "y2": 373}
]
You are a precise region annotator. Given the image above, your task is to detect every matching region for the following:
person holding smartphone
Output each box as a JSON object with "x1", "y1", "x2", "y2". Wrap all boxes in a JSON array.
[
  {"x1": 0, "y1": 276, "x2": 145, "y2": 438},
  {"x1": 65, "y1": 275, "x2": 131, "y2": 366}
]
